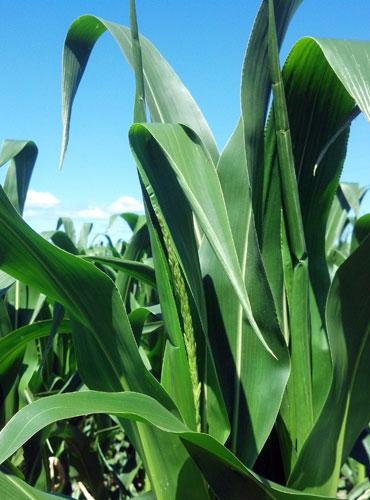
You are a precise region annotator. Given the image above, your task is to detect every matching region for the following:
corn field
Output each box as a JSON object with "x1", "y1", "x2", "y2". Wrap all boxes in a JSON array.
[{"x1": 1, "y1": 0, "x2": 370, "y2": 499}]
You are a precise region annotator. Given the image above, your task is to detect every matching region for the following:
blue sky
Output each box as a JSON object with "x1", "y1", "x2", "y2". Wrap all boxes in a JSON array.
[{"x1": 0, "y1": 0, "x2": 370, "y2": 240}]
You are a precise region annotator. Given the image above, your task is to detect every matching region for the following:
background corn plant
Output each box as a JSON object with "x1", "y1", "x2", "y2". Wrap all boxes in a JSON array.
[
  {"x1": 0, "y1": 140, "x2": 159, "y2": 497},
  {"x1": 1, "y1": 0, "x2": 370, "y2": 498}
]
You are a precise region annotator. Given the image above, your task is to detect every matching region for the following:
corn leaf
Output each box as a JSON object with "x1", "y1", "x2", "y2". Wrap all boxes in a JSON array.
[
  {"x1": 351, "y1": 213, "x2": 370, "y2": 251},
  {"x1": 129, "y1": 122, "x2": 276, "y2": 356},
  {"x1": 267, "y1": 0, "x2": 314, "y2": 457},
  {"x1": 0, "y1": 140, "x2": 38, "y2": 291},
  {"x1": 200, "y1": 120, "x2": 289, "y2": 465},
  {"x1": 42, "y1": 230, "x2": 79, "y2": 254},
  {"x1": 312, "y1": 39, "x2": 370, "y2": 123},
  {"x1": 278, "y1": 37, "x2": 356, "y2": 423},
  {"x1": 115, "y1": 221, "x2": 150, "y2": 304},
  {"x1": 82, "y1": 255, "x2": 157, "y2": 288},
  {"x1": 0, "y1": 186, "x2": 210, "y2": 500},
  {"x1": 288, "y1": 234, "x2": 370, "y2": 496},
  {"x1": 56, "y1": 217, "x2": 76, "y2": 244},
  {"x1": 60, "y1": 15, "x2": 219, "y2": 168},
  {"x1": 0, "y1": 471, "x2": 63, "y2": 500},
  {"x1": 0, "y1": 139, "x2": 38, "y2": 215},
  {"x1": 0, "y1": 390, "x2": 335, "y2": 500},
  {"x1": 240, "y1": 0, "x2": 302, "y2": 231},
  {"x1": 144, "y1": 181, "x2": 230, "y2": 442},
  {"x1": 0, "y1": 319, "x2": 70, "y2": 377},
  {"x1": 145, "y1": 204, "x2": 198, "y2": 430}
]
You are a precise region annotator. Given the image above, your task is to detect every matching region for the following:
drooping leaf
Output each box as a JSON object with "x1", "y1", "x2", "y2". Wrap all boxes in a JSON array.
[
  {"x1": 77, "y1": 222, "x2": 93, "y2": 251},
  {"x1": 82, "y1": 255, "x2": 156, "y2": 288},
  {"x1": 312, "y1": 39, "x2": 370, "y2": 124},
  {"x1": 0, "y1": 139, "x2": 38, "y2": 215},
  {"x1": 115, "y1": 220, "x2": 150, "y2": 305},
  {"x1": 42, "y1": 230, "x2": 79, "y2": 255},
  {"x1": 0, "y1": 390, "x2": 335, "y2": 500},
  {"x1": 60, "y1": 15, "x2": 219, "y2": 167},
  {"x1": 129, "y1": 122, "x2": 275, "y2": 356},
  {"x1": 0, "y1": 320, "x2": 71, "y2": 377},
  {"x1": 0, "y1": 140, "x2": 38, "y2": 292},
  {"x1": 351, "y1": 214, "x2": 370, "y2": 252},
  {"x1": 56, "y1": 217, "x2": 76, "y2": 244},
  {"x1": 0, "y1": 186, "x2": 209, "y2": 500}
]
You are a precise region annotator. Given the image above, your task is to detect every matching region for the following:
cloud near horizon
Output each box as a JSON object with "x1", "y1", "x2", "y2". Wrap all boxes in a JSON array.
[
  {"x1": 24, "y1": 191, "x2": 144, "y2": 221},
  {"x1": 25, "y1": 190, "x2": 60, "y2": 209},
  {"x1": 108, "y1": 196, "x2": 144, "y2": 214}
]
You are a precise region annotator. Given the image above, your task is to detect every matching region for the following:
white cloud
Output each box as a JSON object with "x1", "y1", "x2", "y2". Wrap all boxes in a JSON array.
[
  {"x1": 108, "y1": 196, "x2": 144, "y2": 214},
  {"x1": 24, "y1": 209, "x2": 38, "y2": 217},
  {"x1": 69, "y1": 206, "x2": 110, "y2": 220},
  {"x1": 25, "y1": 190, "x2": 60, "y2": 209},
  {"x1": 23, "y1": 193, "x2": 144, "y2": 225}
]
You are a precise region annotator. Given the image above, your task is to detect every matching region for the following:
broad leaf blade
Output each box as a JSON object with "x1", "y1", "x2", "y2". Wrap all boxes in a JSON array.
[
  {"x1": 129, "y1": 122, "x2": 275, "y2": 356},
  {"x1": 0, "y1": 140, "x2": 38, "y2": 291},
  {"x1": 240, "y1": 0, "x2": 302, "y2": 231},
  {"x1": 313, "y1": 39, "x2": 370, "y2": 123},
  {"x1": 0, "y1": 390, "x2": 335, "y2": 500},
  {"x1": 60, "y1": 15, "x2": 219, "y2": 167},
  {"x1": 0, "y1": 187, "x2": 209, "y2": 500},
  {"x1": 83, "y1": 255, "x2": 156, "y2": 288},
  {"x1": 0, "y1": 139, "x2": 38, "y2": 215},
  {"x1": 0, "y1": 320, "x2": 70, "y2": 376},
  {"x1": 200, "y1": 120, "x2": 289, "y2": 465},
  {"x1": 288, "y1": 234, "x2": 370, "y2": 496},
  {"x1": 0, "y1": 471, "x2": 64, "y2": 500}
]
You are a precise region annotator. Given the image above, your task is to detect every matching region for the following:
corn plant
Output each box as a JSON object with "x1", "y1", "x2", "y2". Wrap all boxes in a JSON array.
[
  {"x1": 1, "y1": 0, "x2": 370, "y2": 499},
  {"x1": 0, "y1": 141, "x2": 160, "y2": 496}
]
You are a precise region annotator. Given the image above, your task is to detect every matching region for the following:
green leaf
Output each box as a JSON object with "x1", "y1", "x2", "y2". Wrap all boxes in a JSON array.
[
  {"x1": 56, "y1": 217, "x2": 76, "y2": 244},
  {"x1": 82, "y1": 255, "x2": 156, "y2": 288},
  {"x1": 60, "y1": 15, "x2": 219, "y2": 167},
  {"x1": 0, "y1": 298, "x2": 12, "y2": 337},
  {"x1": 280, "y1": 40, "x2": 356, "y2": 421},
  {"x1": 115, "y1": 220, "x2": 150, "y2": 305},
  {"x1": 268, "y1": 0, "x2": 305, "y2": 262},
  {"x1": 0, "y1": 470, "x2": 65, "y2": 500},
  {"x1": 240, "y1": 0, "x2": 302, "y2": 231},
  {"x1": 137, "y1": 136, "x2": 230, "y2": 441},
  {"x1": 108, "y1": 212, "x2": 144, "y2": 232},
  {"x1": 129, "y1": 122, "x2": 275, "y2": 357},
  {"x1": 313, "y1": 39, "x2": 370, "y2": 124},
  {"x1": 42, "y1": 230, "x2": 79, "y2": 255},
  {"x1": 0, "y1": 139, "x2": 38, "y2": 215},
  {"x1": 0, "y1": 320, "x2": 71, "y2": 377},
  {"x1": 181, "y1": 434, "x2": 336, "y2": 500},
  {"x1": 0, "y1": 186, "x2": 153, "y2": 393},
  {"x1": 0, "y1": 187, "x2": 209, "y2": 500},
  {"x1": 0, "y1": 390, "x2": 335, "y2": 500},
  {"x1": 0, "y1": 140, "x2": 38, "y2": 292},
  {"x1": 77, "y1": 222, "x2": 92, "y2": 251},
  {"x1": 288, "y1": 234, "x2": 370, "y2": 496},
  {"x1": 128, "y1": 307, "x2": 151, "y2": 345},
  {"x1": 145, "y1": 205, "x2": 198, "y2": 431},
  {"x1": 200, "y1": 120, "x2": 289, "y2": 465},
  {"x1": 351, "y1": 214, "x2": 370, "y2": 252},
  {"x1": 130, "y1": 0, "x2": 147, "y2": 124}
]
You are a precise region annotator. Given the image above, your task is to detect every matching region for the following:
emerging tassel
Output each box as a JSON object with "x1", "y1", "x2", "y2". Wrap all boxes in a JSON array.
[{"x1": 157, "y1": 214, "x2": 201, "y2": 432}]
